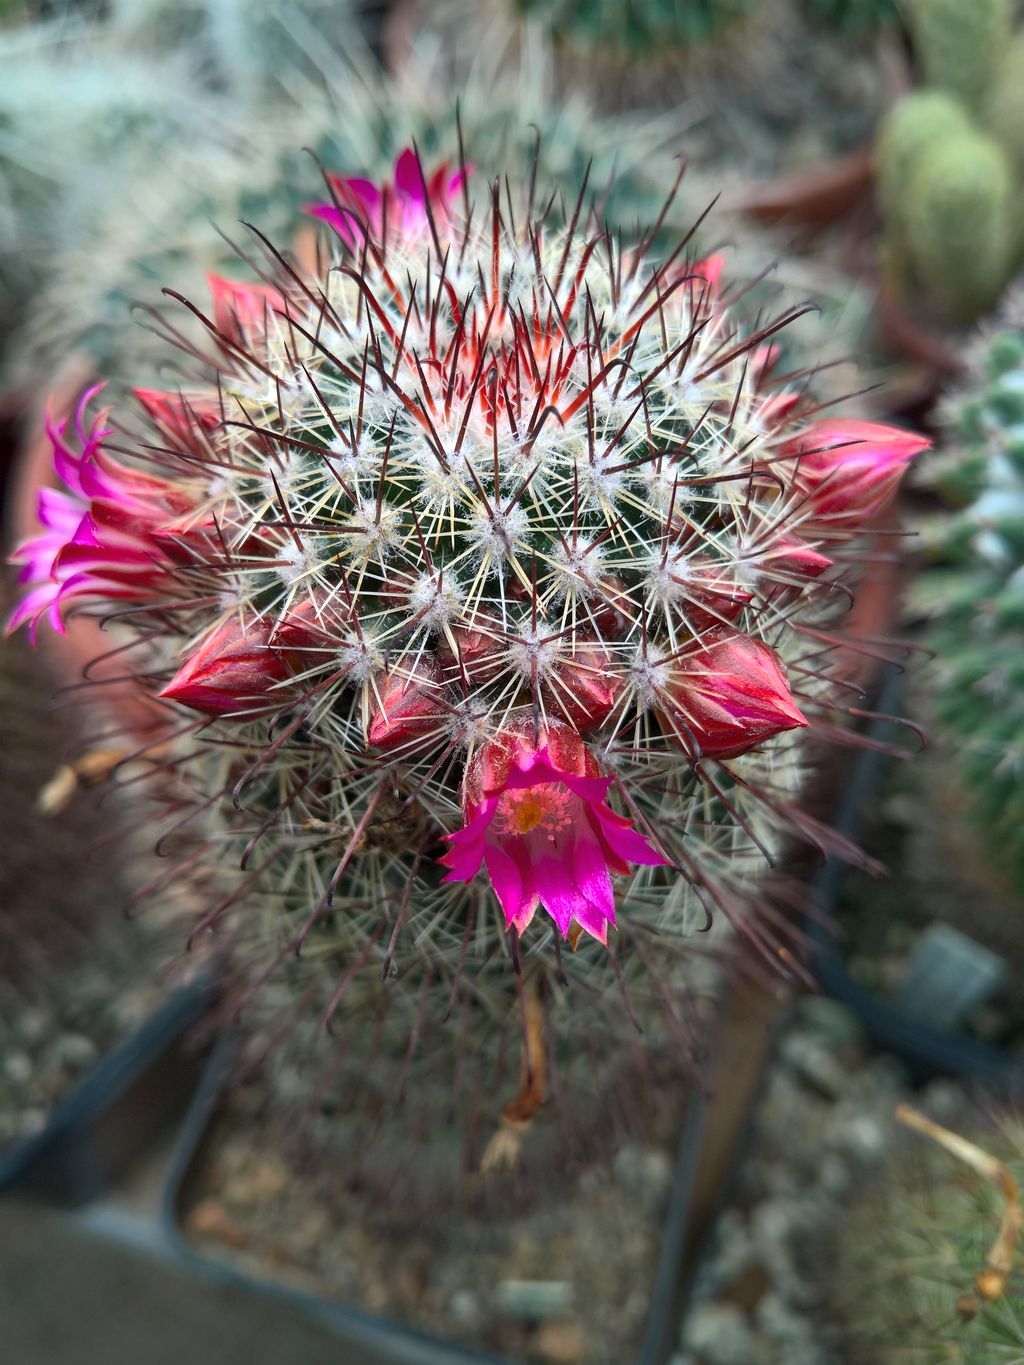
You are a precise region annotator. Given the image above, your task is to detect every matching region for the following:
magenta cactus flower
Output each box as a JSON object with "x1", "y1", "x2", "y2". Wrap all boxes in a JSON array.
[
  {"x1": 9, "y1": 141, "x2": 929, "y2": 1029},
  {"x1": 441, "y1": 721, "x2": 666, "y2": 945},
  {"x1": 7, "y1": 386, "x2": 202, "y2": 640},
  {"x1": 306, "y1": 147, "x2": 467, "y2": 246}
]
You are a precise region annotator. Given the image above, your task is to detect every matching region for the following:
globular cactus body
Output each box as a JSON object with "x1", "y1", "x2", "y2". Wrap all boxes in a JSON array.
[
  {"x1": 875, "y1": 90, "x2": 971, "y2": 228},
  {"x1": 8, "y1": 141, "x2": 927, "y2": 1069}
]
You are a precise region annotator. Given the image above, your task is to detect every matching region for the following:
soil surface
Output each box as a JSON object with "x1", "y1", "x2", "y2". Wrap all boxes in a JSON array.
[
  {"x1": 180, "y1": 1050, "x2": 693, "y2": 1365},
  {"x1": 674, "y1": 998, "x2": 964, "y2": 1365},
  {"x1": 0, "y1": 611, "x2": 192, "y2": 1154}
]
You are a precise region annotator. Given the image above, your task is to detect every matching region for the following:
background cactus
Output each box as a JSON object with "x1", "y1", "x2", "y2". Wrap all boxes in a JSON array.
[
  {"x1": 0, "y1": 0, "x2": 363, "y2": 368},
  {"x1": 875, "y1": 90, "x2": 972, "y2": 228},
  {"x1": 874, "y1": 1, "x2": 1024, "y2": 327},
  {"x1": 802, "y1": 0, "x2": 900, "y2": 34},
  {"x1": 906, "y1": 0, "x2": 1013, "y2": 117},
  {"x1": 834, "y1": 1105, "x2": 1024, "y2": 1364},
  {"x1": 914, "y1": 296, "x2": 1024, "y2": 889},
  {"x1": 901, "y1": 130, "x2": 1013, "y2": 325}
]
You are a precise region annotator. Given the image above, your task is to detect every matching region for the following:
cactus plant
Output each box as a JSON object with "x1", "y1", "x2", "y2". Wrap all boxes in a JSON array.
[
  {"x1": 0, "y1": 0, "x2": 364, "y2": 367},
  {"x1": 914, "y1": 297, "x2": 1024, "y2": 888},
  {"x1": 875, "y1": 90, "x2": 972, "y2": 228},
  {"x1": 901, "y1": 129, "x2": 1013, "y2": 325},
  {"x1": 7, "y1": 134, "x2": 928, "y2": 1094},
  {"x1": 906, "y1": 0, "x2": 1013, "y2": 117},
  {"x1": 803, "y1": 0, "x2": 900, "y2": 34},
  {"x1": 874, "y1": 0, "x2": 1024, "y2": 327},
  {"x1": 835, "y1": 1105, "x2": 1024, "y2": 1364},
  {"x1": 987, "y1": 32, "x2": 1024, "y2": 177}
]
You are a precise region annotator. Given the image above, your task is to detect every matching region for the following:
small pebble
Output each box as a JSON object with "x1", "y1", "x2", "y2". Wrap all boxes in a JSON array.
[{"x1": 497, "y1": 1280, "x2": 573, "y2": 1321}]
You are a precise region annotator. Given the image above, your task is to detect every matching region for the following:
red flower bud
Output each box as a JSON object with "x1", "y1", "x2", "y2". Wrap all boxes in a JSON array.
[
  {"x1": 544, "y1": 645, "x2": 625, "y2": 732},
  {"x1": 207, "y1": 275, "x2": 287, "y2": 347},
  {"x1": 134, "y1": 388, "x2": 220, "y2": 442},
  {"x1": 367, "y1": 659, "x2": 449, "y2": 752},
  {"x1": 437, "y1": 622, "x2": 505, "y2": 686},
  {"x1": 659, "y1": 631, "x2": 807, "y2": 760},
  {"x1": 270, "y1": 595, "x2": 346, "y2": 673},
  {"x1": 785, "y1": 419, "x2": 931, "y2": 526},
  {"x1": 591, "y1": 576, "x2": 632, "y2": 638},
  {"x1": 680, "y1": 559, "x2": 754, "y2": 632},
  {"x1": 760, "y1": 536, "x2": 834, "y2": 581},
  {"x1": 159, "y1": 617, "x2": 293, "y2": 717}
]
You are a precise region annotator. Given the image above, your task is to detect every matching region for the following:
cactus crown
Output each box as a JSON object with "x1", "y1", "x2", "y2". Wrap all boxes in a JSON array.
[{"x1": 918, "y1": 297, "x2": 1024, "y2": 887}]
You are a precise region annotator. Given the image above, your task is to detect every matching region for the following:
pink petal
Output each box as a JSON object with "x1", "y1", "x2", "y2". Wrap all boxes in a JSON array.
[
  {"x1": 591, "y1": 804, "x2": 667, "y2": 868},
  {"x1": 484, "y1": 838, "x2": 537, "y2": 930}
]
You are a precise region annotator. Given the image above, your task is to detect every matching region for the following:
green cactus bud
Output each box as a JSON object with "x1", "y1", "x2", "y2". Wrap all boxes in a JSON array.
[
  {"x1": 875, "y1": 90, "x2": 972, "y2": 229},
  {"x1": 907, "y1": 0, "x2": 1013, "y2": 116},
  {"x1": 903, "y1": 130, "x2": 1012, "y2": 324}
]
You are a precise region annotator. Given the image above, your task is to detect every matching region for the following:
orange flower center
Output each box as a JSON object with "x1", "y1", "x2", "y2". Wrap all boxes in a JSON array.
[{"x1": 494, "y1": 782, "x2": 574, "y2": 840}]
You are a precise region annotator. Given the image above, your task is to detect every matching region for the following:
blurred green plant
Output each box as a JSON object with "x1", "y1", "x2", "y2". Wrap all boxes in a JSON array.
[
  {"x1": 908, "y1": 0, "x2": 1012, "y2": 116},
  {"x1": 835, "y1": 1104, "x2": 1024, "y2": 1365},
  {"x1": 802, "y1": 0, "x2": 900, "y2": 34},
  {"x1": 914, "y1": 297, "x2": 1024, "y2": 887},
  {"x1": 513, "y1": 0, "x2": 758, "y2": 52},
  {"x1": 874, "y1": 0, "x2": 1024, "y2": 326}
]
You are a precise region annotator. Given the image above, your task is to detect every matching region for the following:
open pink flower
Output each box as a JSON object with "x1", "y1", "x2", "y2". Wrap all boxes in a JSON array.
[
  {"x1": 785, "y1": 419, "x2": 931, "y2": 526},
  {"x1": 440, "y1": 721, "x2": 666, "y2": 945},
  {"x1": 306, "y1": 148, "x2": 468, "y2": 248},
  {"x1": 7, "y1": 387, "x2": 200, "y2": 641}
]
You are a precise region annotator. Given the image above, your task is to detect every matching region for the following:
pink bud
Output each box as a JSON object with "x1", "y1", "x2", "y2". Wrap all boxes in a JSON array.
[
  {"x1": 544, "y1": 645, "x2": 625, "y2": 732},
  {"x1": 680, "y1": 558, "x2": 754, "y2": 632},
  {"x1": 761, "y1": 536, "x2": 834, "y2": 580},
  {"x1": 270, "y1": 595, "x2": 346, "y2": 672},
  {"x1": 134, "y1": 388, "x2": 220, "y2": 441},
  {"x1": 367, "y1": 659, "x2": 449, "y2": 752},
  {"x1": 437, "y1": 622, "x2": 505, "y2": 686},
  {"x1": 207, "y1": 275, "x2": 287, "y2": 346},
  {"x1": 159, "y1": 618, "x2": 293, "y2": 717},
  {"x1": 786, "y1": 419, "x2": 931, "y2": 526},
  {"x1": 591, "y1": 576, "x2": 632, "y2": 638},
  {"x1": 660, "y1": 630, "x2": 807, "y2": 761}
]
